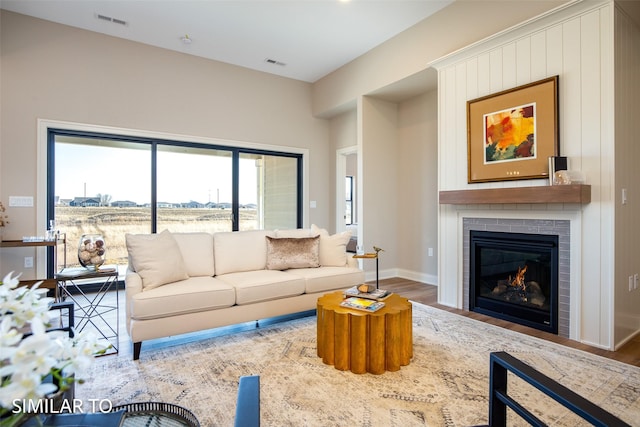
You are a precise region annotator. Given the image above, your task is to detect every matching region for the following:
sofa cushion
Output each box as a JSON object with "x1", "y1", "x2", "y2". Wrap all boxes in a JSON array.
[
  {"x1": 213, "y1": 230, "x2": 270, "y2": 275},
  {"x1": 265, "y1": 236, "x2": 320, "y2": 270},
  {"x1": 311, "y1": 224, "x2": 352, "y2": 267},
  {"x1": 130, "y1": 276, "x2": 235, "y2": 320},
  {"x1": 125, "y1": 230, "x2": 189, "y2": 290},
  {"x1": 172, "y1": 232, "x2": 215, "y2": 277},
  {"x1": 285, "y1": 266, "x2": 366, "y2": 294},
  {"x1": 216, "y1": 270, "x2": 305, "y2": 305}
]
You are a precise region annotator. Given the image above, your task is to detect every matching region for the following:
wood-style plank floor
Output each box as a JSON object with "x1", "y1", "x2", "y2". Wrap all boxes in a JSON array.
[{"x1": 381, "y1": 277, "x2": 640, "y2": 367}]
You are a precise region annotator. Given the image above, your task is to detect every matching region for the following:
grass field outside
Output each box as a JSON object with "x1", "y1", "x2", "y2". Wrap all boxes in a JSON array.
[{"x1": 55, "y1": 206, "x2": 257, "y2": 269}]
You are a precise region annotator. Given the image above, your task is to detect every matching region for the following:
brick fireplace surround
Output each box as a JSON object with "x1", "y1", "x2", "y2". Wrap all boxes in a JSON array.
[{"x1": 462, "y1": 217, "x2": 571, "y2": 338}]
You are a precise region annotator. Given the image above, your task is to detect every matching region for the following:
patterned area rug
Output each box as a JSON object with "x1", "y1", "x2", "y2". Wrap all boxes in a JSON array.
[{"x1": 77, "y1": 303, "x2": 640, "y2": 426}]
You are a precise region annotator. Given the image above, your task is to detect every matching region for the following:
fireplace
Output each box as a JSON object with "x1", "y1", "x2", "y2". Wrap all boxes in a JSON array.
[{"x1": 469, "y1": 230, "x2": 559, "y2": 334}]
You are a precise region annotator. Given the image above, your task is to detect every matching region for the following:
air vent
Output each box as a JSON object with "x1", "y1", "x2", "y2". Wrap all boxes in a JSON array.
[
  {"x1": 265, "y1": 58, "x2": 286, "y2": 67},
  {"x1": 95, "y1": 13, "x2": 128, "y2": 26}
]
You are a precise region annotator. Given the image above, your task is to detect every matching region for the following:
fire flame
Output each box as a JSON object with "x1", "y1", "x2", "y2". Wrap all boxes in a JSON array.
[{"x1": 510, "y1": 265, "x2": 528, "y2": 289}]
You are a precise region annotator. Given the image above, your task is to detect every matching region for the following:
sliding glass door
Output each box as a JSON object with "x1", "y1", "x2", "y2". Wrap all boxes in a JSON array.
[
  {"x1": 49, "y1": 130, "x2": 302, "y2": 271},
  {"x1": 53, "y1": 135, "x2": 152, "y2": 269},
  {"x1": 157, "y1": 145, "x2": 233, "y2": 233}
]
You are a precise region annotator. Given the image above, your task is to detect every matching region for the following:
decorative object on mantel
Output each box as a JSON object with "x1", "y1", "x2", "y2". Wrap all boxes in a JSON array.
[
  {"x1": 467, "y1": 76, "x2": 559, "y2": 183},
  {"x1": 553, "y1": 170, "x2": 586, "y2": 186},
  {"x1": 548, "y1": 155, "x2": 567, "y2": 185},
  {"x1": 438, "y1": 184, "x2": 591, "y2": 205}
]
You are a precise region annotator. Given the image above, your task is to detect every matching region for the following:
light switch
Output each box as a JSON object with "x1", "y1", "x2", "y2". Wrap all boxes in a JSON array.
[
  {"x1": 310, "y1": 200, "x2": 317, "y2": 208},
  {"x1": 9, "y1": 196, "x2": 33, "y2": 207}
]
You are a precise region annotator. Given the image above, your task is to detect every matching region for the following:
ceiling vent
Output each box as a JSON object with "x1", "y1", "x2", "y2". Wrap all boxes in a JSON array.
[
  {"x1": 96, "y1": 13, "x2": 128, "y2": 26},
  {"x1": 265, "y1": 58, "x2": 286, "y2": 67}
]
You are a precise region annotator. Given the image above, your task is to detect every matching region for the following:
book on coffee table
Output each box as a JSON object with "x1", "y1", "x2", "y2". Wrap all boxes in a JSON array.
[
  {"x1": 340, "y1": 297, "x2": 385, "y2": 312},
  {"x1": 343, "y1": 285, "x2": 391, "y2": 301}
]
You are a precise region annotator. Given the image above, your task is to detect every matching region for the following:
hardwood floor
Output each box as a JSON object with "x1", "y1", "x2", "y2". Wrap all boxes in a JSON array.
[{"x1": 380, "y1": 277, "x2": 640, "y2": 367}]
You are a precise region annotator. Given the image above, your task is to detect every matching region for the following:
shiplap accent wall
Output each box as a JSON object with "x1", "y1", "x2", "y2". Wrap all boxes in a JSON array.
[
  {"x1": 433, "y1": 1, "x2": 617, "y2": 349},
  {"x1": 613, "y1": 4, "x2": 640, "y2": 346}
]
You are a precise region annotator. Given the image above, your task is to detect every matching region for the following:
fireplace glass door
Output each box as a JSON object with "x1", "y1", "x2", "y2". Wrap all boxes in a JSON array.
[{"x1": 470, "y1": 230, "x2": 559, "y2": 334}]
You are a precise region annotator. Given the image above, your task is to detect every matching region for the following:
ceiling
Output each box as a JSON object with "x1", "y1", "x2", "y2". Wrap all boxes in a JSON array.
[{"x1": 0, "y1": 0, "x2": 453, "y2": 83}]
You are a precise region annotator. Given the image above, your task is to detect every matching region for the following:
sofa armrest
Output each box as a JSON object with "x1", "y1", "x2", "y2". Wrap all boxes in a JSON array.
[
  {"x1": 125, "y1": 269, "x2": 143, "y2": 296},
  {"x1": 125, "y1": 269, "x2": 143, "y2": 325}
]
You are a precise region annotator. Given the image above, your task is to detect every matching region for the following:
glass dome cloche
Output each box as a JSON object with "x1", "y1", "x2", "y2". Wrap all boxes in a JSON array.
[{"x1": 78, "y1": 234, "x2": 106, "y2": 270}]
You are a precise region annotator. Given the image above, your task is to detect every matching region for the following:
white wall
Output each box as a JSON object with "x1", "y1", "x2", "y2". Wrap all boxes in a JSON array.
[
  {"x1": 313, "y1": 1, "x2": 569, "y2": 117},
  {"x1": 359, "y1": 97, "x2": 399, "y2": 280},
  {"x1": 434, "y1": 0, "x2": 626, "y2": 349},
  {"x1": 0, "y1": 11, "x2": 330, "y2": 278},
  {"x1": 396, "y1": 91, "x2": 438, "y2": 285}
]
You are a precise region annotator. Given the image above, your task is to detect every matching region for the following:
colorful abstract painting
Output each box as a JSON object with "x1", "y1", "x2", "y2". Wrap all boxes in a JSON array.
[{"x1": 483, "y1": 103, "x2": 536, "y2": 163}]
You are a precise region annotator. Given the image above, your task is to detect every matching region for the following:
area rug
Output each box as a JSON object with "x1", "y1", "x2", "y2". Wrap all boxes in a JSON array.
[{"x1": 76, "y1": 303, "x2": 640, "y2": 426}]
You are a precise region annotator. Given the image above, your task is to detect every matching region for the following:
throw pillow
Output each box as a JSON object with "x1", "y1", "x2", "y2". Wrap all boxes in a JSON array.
[
  {"x1": 274, "y1": 228, "x2": 317, "y2": 238},
  {"x1": 125, "y1": 230, "x2": 189, "y2": 290},
  {"x1": 265, "y1": 236, "x2": 320, "y2": 270},
  {"x1": 311, "y1": 224, "x2": 352, "y2": 267}
]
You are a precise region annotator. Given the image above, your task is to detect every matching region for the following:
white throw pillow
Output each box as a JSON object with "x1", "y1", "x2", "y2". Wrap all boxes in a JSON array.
[
  {"x1": 125, "y1": 230, "x2": 189, "y2": 290},
  {"x1": 311, "y1": 224, "x2": 351, "y2": 267}
]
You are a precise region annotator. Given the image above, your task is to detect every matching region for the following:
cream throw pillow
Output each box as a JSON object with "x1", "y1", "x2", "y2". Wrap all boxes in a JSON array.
[
  {"x1": 125, "y1": 230, "x2": 189, "y2": 290},
  {"x1": 310, "y1": 224, "x2": 351, "y2": 267},
  {"x1": 265, "y1": 236, "x2": 320, "y2": 270}
]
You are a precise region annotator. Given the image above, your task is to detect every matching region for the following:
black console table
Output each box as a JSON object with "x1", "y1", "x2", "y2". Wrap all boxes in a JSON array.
[{"x1": 56, "y1": 266, "x2": 119, "y2": 355}]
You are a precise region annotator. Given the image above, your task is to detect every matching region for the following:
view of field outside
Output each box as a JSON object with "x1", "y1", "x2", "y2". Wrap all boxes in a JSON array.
[
  {"x1": 53, "y1": 136, "x2": 296, "y2": 272},
  {"x1": 54, "y1": 206, "x2": 257, "y2": 270}
]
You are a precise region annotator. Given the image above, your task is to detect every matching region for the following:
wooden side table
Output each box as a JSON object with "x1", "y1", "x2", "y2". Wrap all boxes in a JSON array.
[{"x1": 317, "y1": 291, "x2": 412, "y2": 374}]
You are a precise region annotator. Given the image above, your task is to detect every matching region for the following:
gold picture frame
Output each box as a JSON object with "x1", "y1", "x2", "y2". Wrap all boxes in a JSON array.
[{"x1": 467, "y1": 76, "x2": 559, "y2": 183}]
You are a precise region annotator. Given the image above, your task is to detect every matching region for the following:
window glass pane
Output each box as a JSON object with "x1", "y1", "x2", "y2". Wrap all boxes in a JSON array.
[
  {"x1": 345, "y1": 176, "x2": 353, "y2": 225},
  {"x1": 238, "y1": 154, "x2": 260, "y2": 231},
  {"x1": 55, "y1": 136, "x2": 151, "y2": 269},
  {"x1": 241, "y1": 153, "x2": 297, "y2": 230},
  {"x1": 157, "y1": 145, "x2": 233, "y2": 233}
]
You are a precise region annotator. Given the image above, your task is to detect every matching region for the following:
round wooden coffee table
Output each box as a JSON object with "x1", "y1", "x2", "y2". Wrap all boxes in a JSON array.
[{"x1": 316, "y1": 291, "x2": 412, "y2": 374}]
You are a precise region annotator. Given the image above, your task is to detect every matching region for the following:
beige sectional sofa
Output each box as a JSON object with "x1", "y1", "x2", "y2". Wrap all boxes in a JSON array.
[{"x1": 125, "y1": 225, "x2": 364, "y2": 360}]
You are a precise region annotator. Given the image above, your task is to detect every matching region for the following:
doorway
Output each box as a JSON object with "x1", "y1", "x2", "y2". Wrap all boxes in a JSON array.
[{"x1": 336, "y1": 146, "x2": 358, "y2": 251}]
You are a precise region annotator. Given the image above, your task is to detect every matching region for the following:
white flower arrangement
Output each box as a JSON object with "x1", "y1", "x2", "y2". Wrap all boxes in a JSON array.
[{"x1": 0, "y1": 272, "x2": 108, "y2": 420}]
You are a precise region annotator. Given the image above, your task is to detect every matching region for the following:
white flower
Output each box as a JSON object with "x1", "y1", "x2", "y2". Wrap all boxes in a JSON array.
[{"x1": 0, "y1": 271, "x2": 109, "y2": 417}]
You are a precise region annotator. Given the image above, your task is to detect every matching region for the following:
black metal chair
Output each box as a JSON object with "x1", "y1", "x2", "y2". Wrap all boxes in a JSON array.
[{"x1": 485, "y1": 351, "x2": 630, "y2": 427}]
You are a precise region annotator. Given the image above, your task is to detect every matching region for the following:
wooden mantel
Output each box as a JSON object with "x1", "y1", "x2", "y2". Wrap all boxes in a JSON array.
[{"x1": 439, "y1": 184, "x2": 591, "y2": 205}]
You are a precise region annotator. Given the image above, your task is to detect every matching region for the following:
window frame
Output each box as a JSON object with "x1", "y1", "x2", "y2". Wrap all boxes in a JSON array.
[{"x1": 42, "y1": 123, "x2": 305, "y2": 276}]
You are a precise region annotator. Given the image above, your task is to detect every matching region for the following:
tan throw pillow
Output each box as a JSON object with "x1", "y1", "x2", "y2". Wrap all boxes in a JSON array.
[
  {"x1": 125, "y1": 230, "x2": 189, "y2": 290},
  {"x1": 265, "y1": 236, "x2": 320, "y2": 270},
  {"x1": 311, "y1": 224, "x2": 351, "y2": 267}
]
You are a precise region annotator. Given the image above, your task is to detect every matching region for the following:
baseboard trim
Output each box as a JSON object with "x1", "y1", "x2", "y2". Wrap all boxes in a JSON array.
[{"x1": 364, "y1": 268, "x2": 437, "y2": 287}]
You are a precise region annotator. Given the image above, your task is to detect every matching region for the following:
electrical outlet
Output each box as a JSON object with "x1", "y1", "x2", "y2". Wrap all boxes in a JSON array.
[{"x1": 24, "y1": 257, "x2": 33, "y2": 268}]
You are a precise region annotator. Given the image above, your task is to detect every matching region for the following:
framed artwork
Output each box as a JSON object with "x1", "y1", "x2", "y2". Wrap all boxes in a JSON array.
[{"x1": 467, "y1": 76, "x2": 559, "y2": 183}]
